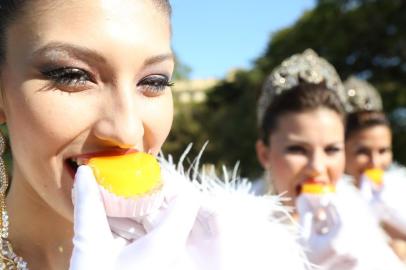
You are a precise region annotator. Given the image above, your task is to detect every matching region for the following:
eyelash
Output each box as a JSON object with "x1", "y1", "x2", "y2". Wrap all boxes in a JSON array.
[
  {"x1": 286, "y1": 145, "x2": 307, "y2": 154},
  {"x1": 42, "y1": 67, "x2": 93, "y2": 88},
  {"x1": 137, "y1": 75, "x2": 174, "y2": 97},
  {"x1": 325, "y1": 146, "x2": 341, "y2": 155},
  {"x1": 356, "y1": 148, "x2": 391, "y2": 155},
  {"x1": 286, "y1": 145, "x2": 341, "y2": 155},
  {"x1": 42, "y1": 67, "x2": 173, "y2": 96}
]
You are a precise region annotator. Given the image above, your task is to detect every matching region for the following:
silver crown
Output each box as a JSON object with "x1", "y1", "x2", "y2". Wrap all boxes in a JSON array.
[
  {"x1": 344, "y1": 76, "x2": 383, "y2": 113},
  {"x1": 257, "y1": 49, "x2": 347, "y2": 125}
]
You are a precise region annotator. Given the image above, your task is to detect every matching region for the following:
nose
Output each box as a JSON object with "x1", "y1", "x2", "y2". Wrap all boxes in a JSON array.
[
  {"x1": 369, "y1": 151, "x2": 383, "y2": 169},
  {"x1": 306, "y1": 150, "x2": 326, "y2": 178},
  {"x1": 93, "y1": 85, "x2": 144, "y2": 149}
]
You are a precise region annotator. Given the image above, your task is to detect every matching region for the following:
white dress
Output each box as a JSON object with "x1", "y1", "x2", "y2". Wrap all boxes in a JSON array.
[{"x1": 251, "y1": 176, "x2": 405, "y2": 269}]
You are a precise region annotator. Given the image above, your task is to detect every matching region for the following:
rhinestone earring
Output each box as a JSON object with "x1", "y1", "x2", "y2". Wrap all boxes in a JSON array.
[{"x1": 0, "y1": 130, "x2": 28, "y2": 269}]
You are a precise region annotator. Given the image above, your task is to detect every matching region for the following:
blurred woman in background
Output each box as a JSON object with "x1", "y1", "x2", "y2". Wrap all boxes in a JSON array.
[
  {"x1": 344, "y1": 77, "x2": 406, "y2": 261},
  {"x1": 256, "y1": 49, "x2": 405, "y2": 269}
]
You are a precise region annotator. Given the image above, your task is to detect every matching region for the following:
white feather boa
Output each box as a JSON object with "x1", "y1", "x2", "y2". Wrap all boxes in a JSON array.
[
  {"x1": 108, "y1": 144, "x2": 310, "y2": 269},
  {"x1": 153, "y1": 144, "x2": 311, "y2": 269}
]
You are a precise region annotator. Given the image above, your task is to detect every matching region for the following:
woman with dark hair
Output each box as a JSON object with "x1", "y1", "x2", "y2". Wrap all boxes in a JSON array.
[
  {"x1": 256, "y1": 49, "x2": 405, "y2": 269},
  {"x1": 0, "y1": 0, "x2": 308, "y2": 269},
  {"x1": 344, "y1": 77, "x2": 406, "y2": 261},
  {"x1": 344, "y1": 77, "x2": 393, "y2": 183}
]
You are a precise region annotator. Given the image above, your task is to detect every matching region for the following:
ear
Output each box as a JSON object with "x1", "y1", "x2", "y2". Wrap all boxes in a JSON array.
[{"x1": 255, "y1": 139, "x2": 271, "y2": 170}]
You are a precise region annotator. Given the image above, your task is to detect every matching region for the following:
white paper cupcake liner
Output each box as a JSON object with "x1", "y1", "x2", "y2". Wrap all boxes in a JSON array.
[{"x1": 99, "y1": 181, "x2": 167, "y2": 218}]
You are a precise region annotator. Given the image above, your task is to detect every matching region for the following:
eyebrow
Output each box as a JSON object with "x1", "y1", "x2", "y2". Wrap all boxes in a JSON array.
[
  {"x1": 281, "y1": 135, "x2": 343, "y2": 146},
  {"x1": 143, "y1": 53, "x2": 174, "y2": 66},
  {"x1": 31, "y1": 42, "x2": 107, "y2": 64},
  {"x1": 31, "y1": 42, "x2": 174, "y2": 67}
]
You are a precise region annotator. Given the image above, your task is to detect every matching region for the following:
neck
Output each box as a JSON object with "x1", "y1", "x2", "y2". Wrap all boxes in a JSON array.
[{"x1": 6, "y1": 169, "x2": 73, "y2": 270}]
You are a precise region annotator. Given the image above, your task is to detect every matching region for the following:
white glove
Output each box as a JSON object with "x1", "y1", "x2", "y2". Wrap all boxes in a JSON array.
[
  {"x1": 70, "y1": 165, "x2": 201, "y2": 270},
  {"x1": 360, "y1": 174, "x2": 406, "y2": 236},
  {"x1": 296, "y1": 194, "x2": 358, "y2": 269}
]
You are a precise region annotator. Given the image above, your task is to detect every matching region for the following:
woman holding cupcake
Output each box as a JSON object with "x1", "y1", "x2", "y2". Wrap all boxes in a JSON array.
[
  {"x1": 0, "y1": 0, "x2": 308, "y2": 269},
  {"x1": 255, "y1": 49, "x2": 405, "y2": 269},
  {"x1": 343, "y1": 77, "x2": 406, "y2": 261}
]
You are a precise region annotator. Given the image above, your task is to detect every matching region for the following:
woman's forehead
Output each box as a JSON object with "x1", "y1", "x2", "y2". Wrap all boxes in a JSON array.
[
  {"x1": 12, "y1": 0, "x2": 169, "y2": 36},
  {"x1": 270, "y1": 109, "x2": 344, "y2": 144},
  {"x1": 5, "y1": 0, "x2": 172, "y2": 68}
]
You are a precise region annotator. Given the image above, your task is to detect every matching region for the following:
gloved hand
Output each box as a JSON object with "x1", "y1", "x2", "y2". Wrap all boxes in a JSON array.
[
  {"x1": 296, "y1": 194, "x2": 358, "y2": 268},
  {"x1": 360, "y1": 173, "x2": 406, "y2": 236},
  {"x1": 70, "y1": 165, "x2": 201, "y2": 270},
  {"x1": 359, "y1": 173, "x2": 383, "y2": 203}
]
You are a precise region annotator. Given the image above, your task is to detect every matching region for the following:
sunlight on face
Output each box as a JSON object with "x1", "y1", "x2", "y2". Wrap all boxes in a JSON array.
[
  {"x1": 345, "y1": 125, "x2": 392, "y2": 184},
  {"x1": 257, "y1": 108, "x2": 345, "y2": 206},
  {"x1": 0, "y1": 0, "x2": 174, "y2": 221}
]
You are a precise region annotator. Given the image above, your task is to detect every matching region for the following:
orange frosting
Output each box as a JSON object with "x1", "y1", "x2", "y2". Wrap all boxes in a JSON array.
[
  {"x1": 301, "y1": 182, "x2": 336, "y2": 195},
  {"x1": 88, "y1": 152, "x2": 161, "y2": 198},
  {"x1": 364, "y1": 168, "x2": 384, "y2": 186}
]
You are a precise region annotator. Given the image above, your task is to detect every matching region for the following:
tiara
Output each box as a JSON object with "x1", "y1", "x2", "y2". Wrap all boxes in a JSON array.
[
  {"x1": 257, "y1": 49, "x2": 347, "y2": 125},
  {"x1": 344, "y1": 76, "x2": 383, "y2": 113}
]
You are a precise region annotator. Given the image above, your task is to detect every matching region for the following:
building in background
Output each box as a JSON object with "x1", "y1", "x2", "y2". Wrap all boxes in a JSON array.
[{"x1": 172, "y1": 78, "x2": 218, "y2": 104}]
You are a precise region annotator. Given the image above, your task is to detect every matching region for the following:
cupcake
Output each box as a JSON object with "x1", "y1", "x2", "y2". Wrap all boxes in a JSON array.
[
  {"x1": 363, "y1": 168, "x2": 384, "y2": 187},
  {"x1": 300, "y1": 181, "x2": 336, "y2": 195},
  {"x1": 85, "y1": 152, "x2": 165, "y2": 218},
  {"x1": 297, "y1": 180, "x2": 337, "y2": 235}
]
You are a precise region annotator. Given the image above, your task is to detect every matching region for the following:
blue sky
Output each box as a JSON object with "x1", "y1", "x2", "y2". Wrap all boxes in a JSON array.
[{"x1": 171, "y1": 1, "x2": 315, "y2": 79}]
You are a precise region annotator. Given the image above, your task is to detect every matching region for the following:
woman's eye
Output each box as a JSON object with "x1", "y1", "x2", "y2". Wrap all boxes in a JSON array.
[
  {"x1": 41, "y1": 67, "x2": 94, "y2": 90},
  {"x1": 137, "y1": 75, "x2": 173, "y2": 97},
  {"x1": 379, "y1": 147, "x2": 391, "y2": 155},
  {"x1": 286, "y1": 145, "x2": 306, "y2": 155},
  {"x1": 325, "y1": 146, "x2": 342, "y2": 155},
  {"x1": 356, "y1": 147, "x2": 370, "y2": 156}
]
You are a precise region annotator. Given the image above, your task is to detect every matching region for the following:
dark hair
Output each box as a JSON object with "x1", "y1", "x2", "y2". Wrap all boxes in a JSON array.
[
  {"x1": 0, "y1": 0, "x2": 172, "y2": 64},
  {"x1": 345, "y1": 110, "x2": 390, "y2": 140},
  {"x1": 259, "y1": 82, "x2": 346, "y2": 145}
]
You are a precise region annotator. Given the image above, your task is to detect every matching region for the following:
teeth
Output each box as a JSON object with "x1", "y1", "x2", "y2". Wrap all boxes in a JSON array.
[
  {"x1": 76, "y1": 158, "x2": 85, "y2": 166},
  {"x1": 70, "y1": 158, "x2": 85, "y2": 166}
]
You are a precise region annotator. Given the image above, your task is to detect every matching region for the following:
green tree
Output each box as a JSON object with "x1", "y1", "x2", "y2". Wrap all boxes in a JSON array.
[
  {"x1": 193, "y1": 0, "x2": 406, "y2": 176},
  {"x1": 256, "y1": 0, "x2": 406, "y2": 164}
]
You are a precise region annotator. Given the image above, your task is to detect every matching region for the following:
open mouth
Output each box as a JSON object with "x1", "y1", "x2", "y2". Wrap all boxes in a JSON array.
[
  {"x1": 295, "y1": 184, "x2": 302, "y2": 196},
  {"x1": 296, "y1": 179, "x2": 329, "y2": 195},
  {"x1": 65, "y1": 149, "x2": 138, "y2": 179},
  {"x1": 65, "y1": 149, "x2": 138, "y2": 178},
  {"x1": 65, "y1": 158, "x2": 87, "y2": 178}
]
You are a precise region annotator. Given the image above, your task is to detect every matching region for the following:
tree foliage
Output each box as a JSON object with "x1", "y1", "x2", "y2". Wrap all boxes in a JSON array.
[{"x1": 166, "y1": 0, "x2": 406, "y2": 176}]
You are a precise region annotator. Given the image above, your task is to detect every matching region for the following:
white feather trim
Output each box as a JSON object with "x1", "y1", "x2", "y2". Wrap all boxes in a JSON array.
[{"x1": 156, "y1": 144, "x2": 311, "y2": 270}]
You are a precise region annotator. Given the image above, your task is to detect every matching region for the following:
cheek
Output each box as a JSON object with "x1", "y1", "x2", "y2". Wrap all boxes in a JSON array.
[
  {"x1": 353, "y1": 155, "x2": 370, "y2": 171},
  {"x1": 346, "y1": 152, "x2": 368, "y2": 174},
  {"x1": 5, "y1": 87, "x2": 92, "y2": 156},
  {"x1": 143, "y1": 93, "x2": 173, "y2": 153},
  {"x1": 381, "y1": 153, "x2": 393, "y2": 170},
  {"x1": 329, "y1": 155, "x2": 345, "y2": 184},
  {"x1": 269, "y1": 152, "x2": 305, "y2": 194}
]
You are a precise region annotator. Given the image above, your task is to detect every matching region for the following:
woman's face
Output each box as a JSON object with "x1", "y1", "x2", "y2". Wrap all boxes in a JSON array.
[
  {"x1": 0, "y1": 0, "x2": 174, "y2": 220},
  {"x1": 345, "y1": 125, "x2": 392, "y2": 182},
  {"x1": 256, "y1": 108, "x2": 345, "y2": 206}
]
